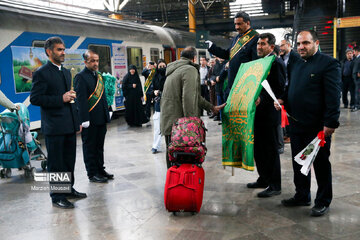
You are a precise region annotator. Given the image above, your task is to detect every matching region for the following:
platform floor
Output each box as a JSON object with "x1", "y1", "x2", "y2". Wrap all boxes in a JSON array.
[{"x1": 1, "y1": 108, "x2": 360, "y2": 240}]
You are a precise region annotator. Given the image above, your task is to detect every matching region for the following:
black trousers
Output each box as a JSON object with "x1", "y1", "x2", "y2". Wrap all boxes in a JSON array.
[
  {"x1": 342, "y1": 76, "x2": 355, "y2": 107},
  {"x1": 289, "y1": 131, "x2": 332, "y2": 207},
  {"x1": 45, "y1": 133, "x2": 76, "y2": 202},
  {"x1": 201, "y1": 85, "x2": 209, "y2": 102},
  {"x1": 145, "y1": 94, "x2": 152, "y2": 119},
  {"x1": 81, "y1": 124, "x2": 107, "y2": 178},
  {"x1": 165, "y1": 135, "x2": 171, "y2": 169},
  {"x1": 254, "y1": 125, "x2": 281, "y2": 191}
]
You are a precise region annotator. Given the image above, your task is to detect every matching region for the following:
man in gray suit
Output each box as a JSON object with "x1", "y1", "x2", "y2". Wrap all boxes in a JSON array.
[{"x1": 352, "y1": 46, "x2": 360, "y2": 112}]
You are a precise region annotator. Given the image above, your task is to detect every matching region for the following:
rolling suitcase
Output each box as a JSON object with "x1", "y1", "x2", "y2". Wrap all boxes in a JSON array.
[{"x1": 164, "y1": 163, "x2": 205, "y2": 213}]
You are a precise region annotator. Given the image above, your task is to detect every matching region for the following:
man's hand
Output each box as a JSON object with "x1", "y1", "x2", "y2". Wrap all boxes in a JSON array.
[
  {"x1": 205, "y1": 40, "x2": 213, "y2": 49},
  {"x1": 63, "y1": 90, "x2": 76, "y2": 103},
  {"x1": 274, "y1": 99, "x2": 284, "y2": 111},
  {"x1": 133, "y1": 83, "x2": 136, "y2": 88},
  {"x1": 211, "y1": 80, "x2": 216, "y2": 86},
  {"x1": 323, "y1": 126, "x2": 335, "y2": 137},
  {"x1": 255, "y1": 97, "x2": 261, "y2": 107},
  {"x1": 154, "y1": 90, "x2": 160, "y2": 96},
  {"x1": 77, "y1": 125, "x2": 82, "y2": 134},
  {"x1": 212, "y1": 103, "x2": 227, "y2": 115},
  {"x1": 216, "y1": 76, "x2": 220, "y2": 82}
]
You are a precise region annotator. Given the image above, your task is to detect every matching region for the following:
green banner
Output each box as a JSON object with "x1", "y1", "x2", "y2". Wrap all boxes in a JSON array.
[{"x1": 222, "y1": 55, "x2": 275, "y2": 171}]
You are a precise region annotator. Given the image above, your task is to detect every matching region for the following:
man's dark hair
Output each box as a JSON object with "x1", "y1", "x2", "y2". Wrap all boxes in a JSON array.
[
  {"x1": 354, "y1": 46, "x2": 360, "y2": 51},
  {"x1": 157, "y1": 59, "x2": 166, "y2": 65},
  {"x1": 181, "y1": 46, "x2": 197, "y2": 60},
  {"x1": 44, "y1": 36, "x2": 65, "y2": 56},
  {"x1": 299, "y1": 30, "x2": 319, "y2": 42},
  {"x1": 273, "y1": 45, "x2": 280, "y2": 56},
  {"x1": 234, "y1": 11, "x2": 250, "y2": 23},
  {"x1": 259, "y1": 33, "x2": 276, "y2": 46},
  {"x1": 83, "y1": 49, "x2": 98, "y2": 61}
]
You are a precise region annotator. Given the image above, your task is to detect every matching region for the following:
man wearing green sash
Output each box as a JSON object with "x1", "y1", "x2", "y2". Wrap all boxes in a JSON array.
[
  {"x1": 75, "y1": 50, "x2": 113, "y2": 183},
  {"x1": 206, "y1": 11, "x2": 259, "y2": 99}
]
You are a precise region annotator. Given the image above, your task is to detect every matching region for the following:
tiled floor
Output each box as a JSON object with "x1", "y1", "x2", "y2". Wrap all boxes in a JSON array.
[{"x1": 0, "y1": 108, "x2": 360, "y2": 240}]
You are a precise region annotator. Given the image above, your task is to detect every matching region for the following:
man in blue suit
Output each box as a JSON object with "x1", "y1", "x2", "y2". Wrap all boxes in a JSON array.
[
  {"x1": 30, "y1": 37, "x2": 86, "y2": 209},
  {"x1": 75, "y1": 50, "x2": 113, "y2": 183}
]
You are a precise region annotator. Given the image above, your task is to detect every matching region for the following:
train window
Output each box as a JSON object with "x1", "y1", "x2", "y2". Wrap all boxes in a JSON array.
[
  {"x1": 32, "y1": 40, "x2": 45, "y2": 48},
  {"x1": 127, "y1": 47, "x2": 143, "y2": 72},
  {"x1": 88, "y1": 45, "x2": 112, "y2": 74},
  {"x1": 150, "y1": 48, "x2": 159, "y2": 63}
]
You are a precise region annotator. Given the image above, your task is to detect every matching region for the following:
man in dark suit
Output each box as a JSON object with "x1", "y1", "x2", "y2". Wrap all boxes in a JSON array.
[
  {"x1": 205, "y1": 11, "x2": 258, "y2": 100},
  {"x1": 277, "y1": 30, "x2": 341, "y2": 217},
  {"x1": 352, "y1": 46, "x2": 360, "y2": 112},
  {"x1": 30, "y1": 37, "x2": 86, "y2": 209},
  {"x1": 247, "y1": 33, "x2": 285, "y2": 198},
  {"x1": 341, "y1": 49, "x2": 355, "y2": 109},
  {"x1": 142, "y1": 61, "x2": 155, "y2": 120},
  {"x1": 75, "y1": 50, "x2": 113, "y2": 183}
]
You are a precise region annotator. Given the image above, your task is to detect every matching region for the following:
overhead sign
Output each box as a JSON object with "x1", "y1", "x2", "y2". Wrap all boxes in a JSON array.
[
  {"x1": 336, "y1": 16, "x2": 360, "y2": 28},
  {"x1": 196, "y1": 30, "x2": 209, "y2": 49}
]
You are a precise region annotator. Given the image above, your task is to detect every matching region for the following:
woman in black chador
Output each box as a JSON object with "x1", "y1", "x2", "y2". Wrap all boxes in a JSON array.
[{"x1": 122, "y1": 65, "x2": 146, "y2": 126}]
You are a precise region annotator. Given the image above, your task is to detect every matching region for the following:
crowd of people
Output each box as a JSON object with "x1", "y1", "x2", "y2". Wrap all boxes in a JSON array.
[{"x1": 24, "y1": 8, "x2": 354, "y2": 219}]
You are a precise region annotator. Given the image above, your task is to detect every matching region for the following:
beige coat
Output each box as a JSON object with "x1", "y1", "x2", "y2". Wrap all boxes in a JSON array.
[{"x1": 160, "y1": 57, "x2": 213, "y2": 135}]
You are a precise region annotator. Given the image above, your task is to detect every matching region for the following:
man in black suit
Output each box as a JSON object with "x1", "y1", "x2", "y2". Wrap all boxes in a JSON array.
[
  {"x1": 341, "y1": 49, "x2": 355, "y2": 109},
  {"x1": 277, "y1": 30, "x2": 341, "y2": 217},
  {"x1": 247, "y1": 33, "x2": 285, "y2": 198},
  {"x1": 30, "y1": 37, "x2": 86, "y2": 209},
  {"x1": 205, "y1": 11, "x2": 258, "y2": 100},
  {"x1": 75, "y1": 50, "x2": 113, "y2": 183},
  {"x1": 352, "y1": 46, "x2": 360, "y2": 112}
]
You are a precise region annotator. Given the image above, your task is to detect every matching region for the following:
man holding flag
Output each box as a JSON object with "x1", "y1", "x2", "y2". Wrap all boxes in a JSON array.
[
  {"x1": 248, "y1": 33, "x2": 285, "y2": 197},
  {"x1": 276, "y1": 30, "x2": 341, "y2": 216},
  {"x1": 205, "y1": 11, "x2": 258, "y2": 99}
]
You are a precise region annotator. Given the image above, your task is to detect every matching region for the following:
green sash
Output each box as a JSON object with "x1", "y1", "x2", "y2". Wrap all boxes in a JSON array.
[
  {"x1": 143, "y1": 68, "x2": 156, "y2": 101},
  {"x1": 88, "y1": 72, "x2": 105, "y2": 112},
  {"x1": 222, "y1": 56, "x2": 275, "y2": 170},
  {"x1": 229, "y1": 29, "x2": 258, "y2": 61}
]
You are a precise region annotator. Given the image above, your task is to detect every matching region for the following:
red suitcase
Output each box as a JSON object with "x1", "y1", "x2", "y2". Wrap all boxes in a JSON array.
[{"x1": 164, "y1": 164, "x2": 205, "y2": 213}]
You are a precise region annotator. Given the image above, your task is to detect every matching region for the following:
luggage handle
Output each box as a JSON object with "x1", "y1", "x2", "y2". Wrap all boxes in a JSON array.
[
  {"x1": 173, "y1": 152, "x2": 197, "y2": 158},
  {"x1": 168, "y1": 167, "x2": 198, "y2": 190}
]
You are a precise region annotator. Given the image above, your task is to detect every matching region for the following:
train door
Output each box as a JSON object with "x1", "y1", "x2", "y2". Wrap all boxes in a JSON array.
[
  {"x1": 127, "y1": 47, "x2": 143, "y2": 72},
  {"x1": 88, "y1": 44, "x2": 112, "y2": 74},
  {"x1": 164, "y1": 47, "x2": 175, "y2": 64}
]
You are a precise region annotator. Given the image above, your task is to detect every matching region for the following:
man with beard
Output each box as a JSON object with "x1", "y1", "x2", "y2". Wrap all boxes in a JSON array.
[
  {"x1": 277, "y1": 30, "x2": 341, "y2": 217},
  {"x1": 75, "y1": 50, "x2": 113, "y2": 183},
  {"x1": 31, "y1": 37, "x2": 86, "y2": 209}
]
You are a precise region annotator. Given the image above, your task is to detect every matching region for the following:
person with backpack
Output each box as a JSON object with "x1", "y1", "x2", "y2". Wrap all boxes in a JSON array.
[{"x1": 160, "y1": 46, "x2": 225, "y2": 168}]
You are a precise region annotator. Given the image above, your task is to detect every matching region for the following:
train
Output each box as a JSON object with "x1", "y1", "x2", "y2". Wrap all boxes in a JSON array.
[{"x1": 0, "y1": 0, "x2": 228, "y2": 129}]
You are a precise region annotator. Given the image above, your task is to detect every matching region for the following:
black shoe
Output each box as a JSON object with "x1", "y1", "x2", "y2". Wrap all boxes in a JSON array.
[
  {"x1": 281, "y1": 197, "x2": 311, "y2": 207},
  {"x1": 67, "y1": 189, "x2": 87, "y2": 199},
  {"x1": 101, "y1": 171, "x2": 114, "y2": 180},
  {"x1": 52, "y1": 198, "x2": 74, "y2": 209},
  {"x1": 89, "y1": 174, "x2": 108, "y2": 183},
  {"x1": 257, "y1": 187, "x2": 281, "y2": 198},
  {"x1": 213, "y1": 116, "x2": 220, "y2": 121},
  {"x1": 351, "y1": 107, "x2": 359, "y2": 112},
  {"x1": 151, "y1": 148, "x2": 158, "y2": 154},
  {"x1": 218, "y1": 122, "x2": 222, "y2": 125},
  {"x1": 209, "y1": 114, "x2": 215, "y2": 119},
  {"x1": 311, "y1": 205, "x2": 329, "y2": 217},
  {"x1": 350, "y1": 105, "x2": 355, "y2": 110},
  {"x1": 247, "y1": 182, "x2": 268, "y2": 189}
]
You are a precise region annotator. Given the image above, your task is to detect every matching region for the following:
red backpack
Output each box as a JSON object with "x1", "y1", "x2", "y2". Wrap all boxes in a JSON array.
[{"x1": 168, "y1": 117, "x2": 206, "y2": 163}]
